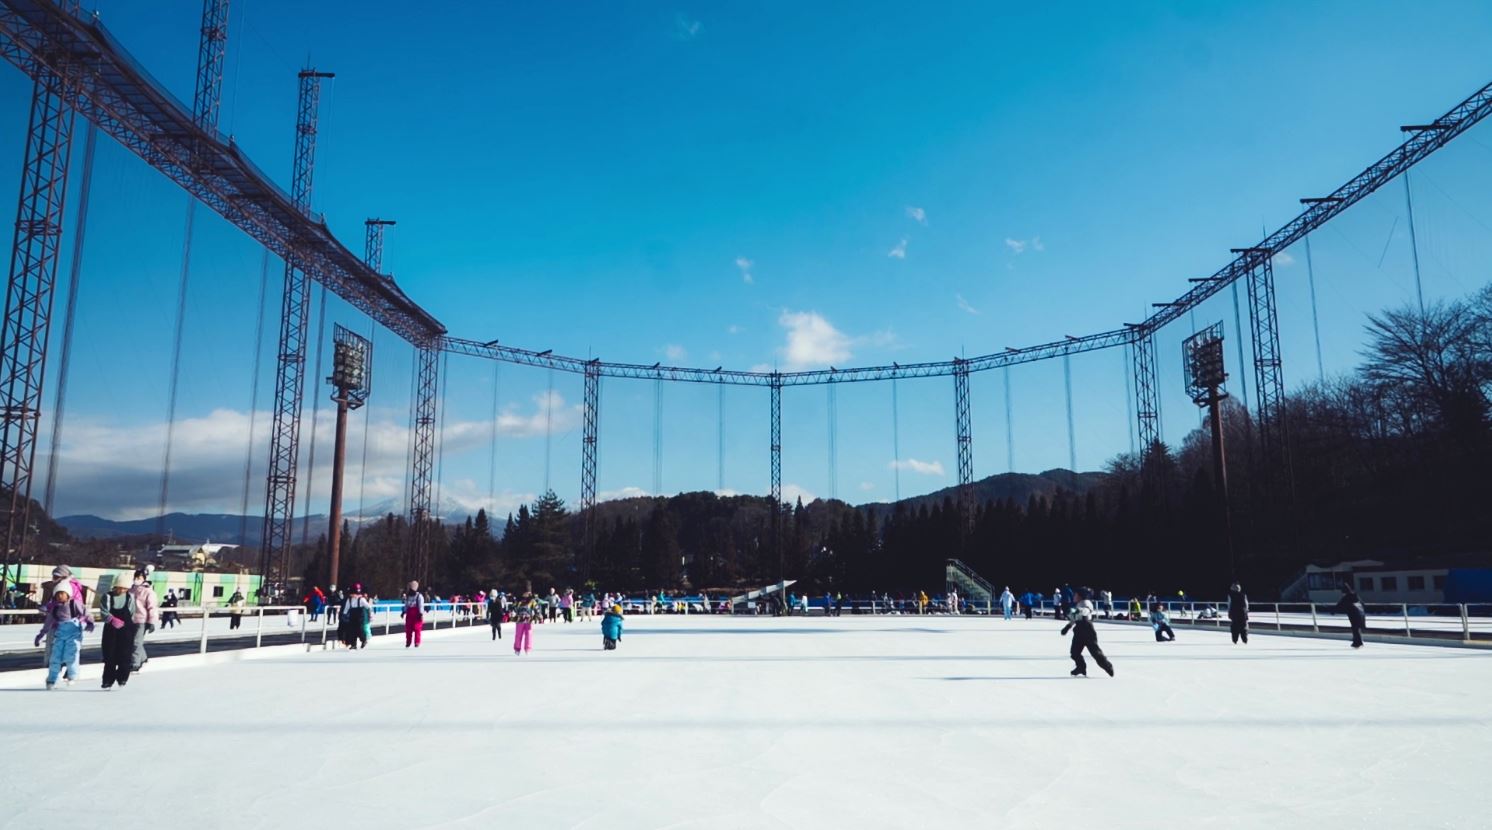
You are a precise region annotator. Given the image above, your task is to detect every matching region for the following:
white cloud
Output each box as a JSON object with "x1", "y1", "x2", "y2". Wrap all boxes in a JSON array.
[
  {"x1": 888, "y1": 238, "x2": 908, "y2": 259},
  {"x1": 1273, "y1": 251, "x2": 1295, "y2": 267},
  {"x1": 905, "y1": 206, "x2": 926, "y2": 225},
  {"x1": 674, "y1": 13, "x2": 701, "y2": 40},
  {"x1": 777, "y1": 310, "x2": 852, "y2": 370},
  {"x1": 726, "y1": 324, "x2": 742, "y2": 335},
  {"x1": 1005, "y1": 236, "x2": 1044, "y2": 255},
  {"x1": 495, "y1": 390, "x2": 581, "y2": 438},
  {"x1": 663, "y1": 344, "x2": 687, "y2": 362},
  {"x1": 748, "y1": 363, "x2": 773, "y2": 373},
  {"x1": 734, "y1": 256, "x2": 754, "y2": 284},
  {"x1": 598, "y1": 486, "x2": 651, "y2": 502},
  {"x1": 858, "y1": 481, "x2": 875, "y2": 492},
  {"x1": 781, "y1": 483, "x2": 816, "y2": 504},
  {"x1": 713, "y1": 488, "x2": 741, "y2": 497},
  {"x1": 956, "y1": 293, "x2": 980, "y2": 315},
  {"x1": 889, "y1": 458, "x2": 945, "y2": 477}
]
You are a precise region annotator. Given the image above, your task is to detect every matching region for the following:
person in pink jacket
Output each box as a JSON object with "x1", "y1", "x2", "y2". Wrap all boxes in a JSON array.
[{"x1": 128, "y1": 567, "x2": 159, "y2": 672}]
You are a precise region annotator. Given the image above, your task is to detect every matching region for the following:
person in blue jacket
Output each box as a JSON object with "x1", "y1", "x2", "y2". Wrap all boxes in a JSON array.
[
  {"x1": 1149, "y1": 603, "x2": 1176, "y2": 642},
  {"x1": 601, "y1": 604, "x2": 625, "y2": 650}
]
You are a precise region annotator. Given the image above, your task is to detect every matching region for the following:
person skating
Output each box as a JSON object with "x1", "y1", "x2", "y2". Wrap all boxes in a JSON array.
[
  {"x1": 1060, "y1": 592, "x2": 1114, "y2": 677},
  {"x1": 1227, "y1": 583, "x2": 1249, "y2": 645},
  {"x1": 512, "y1": 593, "x2": 537, "y2": 655},
  {"x1": 486, "y1": 588, "x2": 503, "y2": 641},
  {"x1": 1333, "y1": 584, "x2": 1367, "y2": 648},
  {"x1": 339, "y1": 584, "x2": 373, "y2": 649},
  {"x1": 1150, "y1": 603, "x2": 1175, "y2": 642},
  {"x1": 161, "y1": 590, "x2": 180, "y2": 629},
  {"x1": 227, "y1": 588, "x2": 245, "y2": 630},
  {"x1": 546, "y1": 588, "x2": 560, "y2": 623},
  {"x1": 128, "y1": 567, "x2": 158, "y2": 672},
  {"x1": 98, "y1": 574, "x2": 139, "y2": 689},
  {"x1": 402, "y1": 581, "x2": 426, "y2": 647},
  {"x1": 36, "y1": 581, "x2": 92, "y2": 689},
  {"x1": 561, "y1": 589, "x2": 574, "y2": 623},
  {"x1": 601, "y1": 603, "x2": 624, "y2": 650},
  {"x1": 1000, "y1": 587, "x2": 1015, "y2": 620},
  {"x1": 39, "y1": 565, "x2": 89, "y2": 669}
]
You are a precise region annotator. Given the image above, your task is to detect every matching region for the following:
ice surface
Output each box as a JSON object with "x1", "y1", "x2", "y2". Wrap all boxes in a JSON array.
[{"x1": 4, "y1": 615, "x2": 1489, "y2": 829}]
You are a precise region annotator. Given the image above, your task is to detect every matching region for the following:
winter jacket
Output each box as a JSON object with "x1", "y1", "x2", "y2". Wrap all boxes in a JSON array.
[
  {"x1": 100, "y1": 592, "x2": 138, "y2": 624},
  {"x1": 40, "y1": 580, "x2": 90, "y2": 622},
  {"x1": 38, "y1": 595, "x2": 92, "y2": 637},
  {"x1": 999, "y1": 591, "x2": 1015, "y2": 608},
  {"x1": 1149, "y1": 609, "x2": 1170, "y2": 626},
  {"x1": 1227, "y1": 590, "x2": 1249, "y2": 621},
  {"x1": 129, "y1": 582, "x2": 159, "y2": 625},
  {"x1": 227, "y1": 592, "x2": 246, "y2": 615},
  {"x1": 1334, "y1": 591, "x2": 1366, "y2": 625},
  {"x1": 601, "y1": 610, "x2": 624, "y2": 641},
  {"x1": 403, "y1": 592, "x2": 426, "y2": 618}
]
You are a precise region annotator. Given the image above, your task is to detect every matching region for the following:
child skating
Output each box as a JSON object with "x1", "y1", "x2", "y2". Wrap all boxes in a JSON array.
[
  {"x1": 512, "y1": 593, "x2": 536, "y2": 655},
  {"x1": 36, "y1": 582, "x2": 93, "y2": 689},
  {"x1": 1060, "y1": 591, "x2": 1114, "y2": 677},
  {"x1": 1149, "y1": 603, "x2": 1175, "y2": 642},
  {"x1": 601, "y1": 604, "x2": 624, "y2": 650}
]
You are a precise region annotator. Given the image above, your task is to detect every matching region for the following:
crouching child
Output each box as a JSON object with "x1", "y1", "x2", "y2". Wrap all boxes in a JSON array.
[{"x1": 601, "y1": 604, "x2": 624, "y2": 651}]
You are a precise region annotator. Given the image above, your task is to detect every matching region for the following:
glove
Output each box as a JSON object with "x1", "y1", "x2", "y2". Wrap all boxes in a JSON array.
[
  {"x1": 108, "y1": 616, "x2": 124, "y2": 630},
  {"x1": 145, "y1": 623, "x2": 156, "y2": 634},
  {"x1": 84, "y1": 621, "x2": 94, "y2": 633},
  {"x1": 34, "y1": 633, "x2": 43, "y2": 648}
]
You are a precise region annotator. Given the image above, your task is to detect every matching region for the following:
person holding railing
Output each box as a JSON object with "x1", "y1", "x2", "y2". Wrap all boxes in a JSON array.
[
  {"x1": 1228, "y1": 583, "x2": 1249, "y2": 645},
  {"x1": 227, "y1": 588, "x2": 246, "y2": 630}
]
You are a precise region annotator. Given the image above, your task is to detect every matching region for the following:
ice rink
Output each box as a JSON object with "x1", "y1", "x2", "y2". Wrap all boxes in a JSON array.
[{"x1": 5, "y1": 614, "x2": 1490, "y2": 829}]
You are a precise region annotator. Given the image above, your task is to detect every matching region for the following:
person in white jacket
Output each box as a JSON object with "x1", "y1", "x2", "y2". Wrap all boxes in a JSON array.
[{"x1": 999, "y1": 587, "x2": 1015, "y2": 620}]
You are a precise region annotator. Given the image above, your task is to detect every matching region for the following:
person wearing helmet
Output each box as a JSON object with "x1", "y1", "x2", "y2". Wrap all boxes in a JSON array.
[
  {"x1": 1060, "y1": 589, "x2": 1114, "y2": 677},
  {"x1": 601, "y1": 603, "x2": 624, "y2": 651}
]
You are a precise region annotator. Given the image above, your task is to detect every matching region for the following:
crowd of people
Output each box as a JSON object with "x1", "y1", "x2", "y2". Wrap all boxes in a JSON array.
[{"x1": 25, "y1": 563, "x2": 1377, "y2": 689}]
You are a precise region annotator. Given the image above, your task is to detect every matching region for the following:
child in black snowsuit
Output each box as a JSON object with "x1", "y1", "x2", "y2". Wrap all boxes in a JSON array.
[{"x1": 1061, "y1": 597, "x2": 1114, "y2": 677}]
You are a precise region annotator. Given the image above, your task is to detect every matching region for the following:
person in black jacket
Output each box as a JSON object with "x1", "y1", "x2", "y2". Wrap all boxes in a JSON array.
[
  {"x1": 1227, "y1": 583, "x2": 1249, "y2": 645},
  {"x1": 1333, "y1": 585, "x2": 1366, "y2": 648},
  {"x1": 1060, "y1": 592, "x2": 1114, "y2": 677}
]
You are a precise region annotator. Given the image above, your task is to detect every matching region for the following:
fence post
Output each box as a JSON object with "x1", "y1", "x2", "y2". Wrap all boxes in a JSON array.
[
  {"x1": 1310, "y1": 603, "x2": 1318, "y2": 633},
  {"x1": 1461, "y1": 604, "x2": 1470, "y2": 642},
  {"x1": 300, "y1": 608, "x2": 308, "y2": 643},
  {"x1": 384, "y1": 607, "x2": 391, "y2": 636},
  {"x1": 1403, "y1": 603, "x2": 1411, "y2": 639},
  {"x1": 256, "y1": 607, "x2": 265, "y2": 648},
  {"x1": 1275, "y1": 604, "x2": 1281, "y2": 631},
  {"x1": 198, "y1": 608, "x2": 210, "y2": 655},
  {"x1": 321, "y1": 607, "x2": 329, "y2": 645}
]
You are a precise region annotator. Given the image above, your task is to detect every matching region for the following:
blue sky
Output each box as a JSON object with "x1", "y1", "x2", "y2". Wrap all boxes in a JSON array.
[{"x1": 2, "y1": 0, "x2": 1492, "y2": 521}]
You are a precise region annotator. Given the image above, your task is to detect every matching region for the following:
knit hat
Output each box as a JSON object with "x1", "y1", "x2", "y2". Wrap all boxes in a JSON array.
[
  {"x1": 111, "y1": 574, "x2": 132, "y2": 590},
  {"x1": 51, "y1": 565, "x2": 71, "y2": 580},
  {"x1": 53, "y1": 583, "x2": 72, "y2": 599},
  {"x1": 352, "y1": 583, "x2": 363, "y2": 593},
  {"x1": 611, "y1": 605, "x2": 622, "y2": 614}
]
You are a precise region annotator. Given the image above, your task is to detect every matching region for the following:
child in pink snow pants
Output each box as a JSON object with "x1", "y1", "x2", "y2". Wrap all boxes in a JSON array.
[
  {"x1": 403, "y1": 581, "x2": 426, "y2": 648},
  {"x1": 512, "y1": 595, "x2": 536, "y2": 654}
]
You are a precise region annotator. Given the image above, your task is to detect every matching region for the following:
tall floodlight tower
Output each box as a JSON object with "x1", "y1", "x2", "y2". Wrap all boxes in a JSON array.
[
  {"x1": 259, "y1": 68, "x2": 333, "y2": 600},
  {"x1": 325, "y1": 324, "x2": 371, "y2": 592},
  {"x1": 1183, "y1": 322, "x2": 1235, "y2": 580}
]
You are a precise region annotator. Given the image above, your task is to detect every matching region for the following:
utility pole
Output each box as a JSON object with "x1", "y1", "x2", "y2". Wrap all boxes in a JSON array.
[{"x1": 1183, "y1": 322, "x2": 1235, "y2": 580}]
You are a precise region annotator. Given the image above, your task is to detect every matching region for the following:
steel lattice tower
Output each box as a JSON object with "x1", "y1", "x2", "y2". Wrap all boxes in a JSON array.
[
  {"x1": 1, "y1": 0, "x2": 80, "y2": 578},
  {"x1": 1131, "y1": 328, "x2": 1161, "y2": 457},
  {"x1": 580, "y1": 360, "x2": 600, "y2": 575},
  {"x1": 259, "y1": 68, "x2": 333, "y2": 596},
  {"x1": 953, "y1": 358, "x2": 972, "y2": 526},
  {"x1": 191, "y1": 0, "x2": 229, "y2": 133},
  {"x1": 769, "y1": 374, "x2": 782, "y2": 578},
  {"x1": 406, "y1": 342, "x2": 439, "y2": 583},
  {"x1": 1241, "y1": 250, "x2": 1291, "y2": 490},
  {"x1": 364, "y1": 218, "x2": 394, "y2": 274}
]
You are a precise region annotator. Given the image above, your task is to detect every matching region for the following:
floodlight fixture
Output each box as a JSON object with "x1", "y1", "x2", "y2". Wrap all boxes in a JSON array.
[
  {"x1": 330, "y1": 324, "x2": 372, "y2": 409},
  {"x1": 1182, "y1": 321, "x2": 1227, "y2": 405}
]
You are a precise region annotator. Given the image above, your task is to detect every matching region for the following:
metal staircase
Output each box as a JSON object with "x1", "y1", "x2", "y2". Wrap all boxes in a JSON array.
[
  {"x1": 730, "y1": 579, "x2": 798, "y2": 610},
  {"x1": 946, "y1": 559, "x2": 997, "y2": 612}
]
